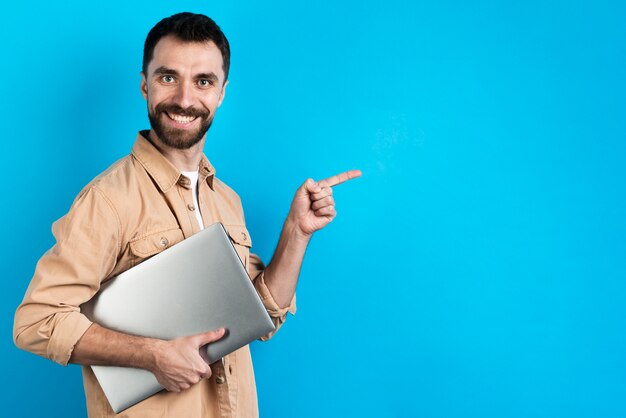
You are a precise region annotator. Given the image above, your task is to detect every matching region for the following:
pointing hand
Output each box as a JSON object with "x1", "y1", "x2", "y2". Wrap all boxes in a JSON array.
[{"x1": 288, "y1": 170, "x2": 362, "y2": 237}]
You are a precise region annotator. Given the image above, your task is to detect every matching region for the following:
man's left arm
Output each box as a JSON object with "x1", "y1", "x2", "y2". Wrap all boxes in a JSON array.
[{"x1": 258, "y1": 170, "x2": 362, "y2": 318}]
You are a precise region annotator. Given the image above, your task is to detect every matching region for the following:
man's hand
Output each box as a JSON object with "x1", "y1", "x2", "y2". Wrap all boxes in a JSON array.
[
  {"x1": 149, "y1": 328, "x2": 226, "y2": 392},
  {"x1": 288, "y1": 170, "x2": 362, "y2": 237}
]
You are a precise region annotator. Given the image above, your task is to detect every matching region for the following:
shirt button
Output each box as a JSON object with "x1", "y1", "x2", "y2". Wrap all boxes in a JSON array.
[
  {"x1": 159, "y1": 237, "x2": 169, "y2": 247},
  {"x1": 215, "y1": 375, "x2": 225, "y2": 384},
  {"x1": 242, "y1": 232, "x2": 247, "y2": 241},
  {"x1": 187, "y1": 204, "x2": 195, "y2": 211}
]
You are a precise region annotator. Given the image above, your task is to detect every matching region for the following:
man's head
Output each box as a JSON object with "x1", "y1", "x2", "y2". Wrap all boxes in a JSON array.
[{"x1": 141, "y1": 13, "x2": 230, "y2": 150}]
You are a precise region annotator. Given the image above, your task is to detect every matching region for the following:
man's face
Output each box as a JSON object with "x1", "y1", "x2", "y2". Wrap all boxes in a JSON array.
[{"x1": 141, "y1": 35, "x2": 228, "y2": 149}]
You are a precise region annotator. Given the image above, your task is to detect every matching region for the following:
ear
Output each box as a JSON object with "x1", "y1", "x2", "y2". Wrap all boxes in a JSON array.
[
  {"x1": 140, "y1": 72, "x2": 148, "y2": 100},
  {"x1": 217, "y1": 80, "x2": 228, "y2": 108}
]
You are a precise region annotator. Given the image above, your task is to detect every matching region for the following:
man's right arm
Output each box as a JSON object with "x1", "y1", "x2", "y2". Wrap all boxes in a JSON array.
[
  {"x1": 13, "y1": 186, "x2": 221, "y2": 392},
  {"x1": 13, "y1": 187, "x2": 118, "y2": 365},
  {"x1": 71, "y1": 323, "x2": 225, "y2": 392}
]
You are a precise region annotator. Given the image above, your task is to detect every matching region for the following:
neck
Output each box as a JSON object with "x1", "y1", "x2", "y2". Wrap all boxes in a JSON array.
[{"x1": 148, "y1": 130, "x2": 205, "y2": 172}]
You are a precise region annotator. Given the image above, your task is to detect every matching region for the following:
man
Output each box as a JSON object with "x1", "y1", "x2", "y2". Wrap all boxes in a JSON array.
[{"x1": 13, "y1": 12, "x2": 360, "y2": 418}]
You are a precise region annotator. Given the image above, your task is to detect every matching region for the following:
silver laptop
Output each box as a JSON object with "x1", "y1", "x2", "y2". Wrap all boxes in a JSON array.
[{"x1": 81, "y1": 222, "x2": 275, "y2": 413}]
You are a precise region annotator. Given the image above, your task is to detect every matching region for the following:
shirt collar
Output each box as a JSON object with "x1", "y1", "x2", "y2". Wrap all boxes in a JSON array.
[{"x1": 131, "y1": 131, "x2": 216, "y2": 192}]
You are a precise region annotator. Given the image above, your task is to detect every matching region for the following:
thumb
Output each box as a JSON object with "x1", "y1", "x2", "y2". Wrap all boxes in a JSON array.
[{"x1": 194, "y1": 328, "x2": 226, "y2": 347}]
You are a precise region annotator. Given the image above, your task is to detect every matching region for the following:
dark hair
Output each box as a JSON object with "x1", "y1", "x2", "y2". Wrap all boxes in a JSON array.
[{"x1": 143, "y1": 12, "x2": 231, "y2": 81}]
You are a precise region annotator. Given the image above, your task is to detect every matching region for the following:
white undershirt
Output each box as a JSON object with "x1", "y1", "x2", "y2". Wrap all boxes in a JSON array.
[{"x1": 181, "y1": 170, "x2": 205, "y2": 231}]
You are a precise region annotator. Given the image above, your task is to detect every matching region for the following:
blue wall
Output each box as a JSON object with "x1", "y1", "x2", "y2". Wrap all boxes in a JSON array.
[{"x1": 2, "y1": 1, "x2": 625, "y2": 417}]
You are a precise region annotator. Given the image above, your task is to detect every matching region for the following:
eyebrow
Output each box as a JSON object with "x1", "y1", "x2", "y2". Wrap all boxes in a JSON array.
[
  {"x1": 153, "y1": 66, "x2": 178, "y2": 76},
  {"x1": 153, "y1": 66, "x2": 219, "y2": 83}
]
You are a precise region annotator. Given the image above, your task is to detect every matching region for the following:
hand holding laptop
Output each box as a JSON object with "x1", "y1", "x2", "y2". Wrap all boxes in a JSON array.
[{"x1": 149, "y1": 327, "x2": 226, "y2": 393}]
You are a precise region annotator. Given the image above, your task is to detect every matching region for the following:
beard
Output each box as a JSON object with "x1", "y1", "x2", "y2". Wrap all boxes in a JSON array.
[{"x1": 148, "y1": 102, "x2": 213, "y2": 150}]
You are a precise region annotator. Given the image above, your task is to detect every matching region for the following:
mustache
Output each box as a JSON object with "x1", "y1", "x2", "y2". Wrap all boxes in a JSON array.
[{"x1": 155, "y1": 103, "x2": 210, "y2": 119}]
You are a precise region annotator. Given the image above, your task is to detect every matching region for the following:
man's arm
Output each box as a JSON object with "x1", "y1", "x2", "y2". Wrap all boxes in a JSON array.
[
  {"x1": 13, "y1": 186, "x2": 224, "y2": 393},
  {"x1": 262, "y1": 170, "x2": 362, "y2": 308},
  {"x1": 70, "y1": 324, "x2": 225, "y2": 392}
]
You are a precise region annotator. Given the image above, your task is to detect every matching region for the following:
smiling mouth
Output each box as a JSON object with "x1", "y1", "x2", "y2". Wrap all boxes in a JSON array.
[{"x1": 165, "y1": 111, "x2": 198, "y2": 124}]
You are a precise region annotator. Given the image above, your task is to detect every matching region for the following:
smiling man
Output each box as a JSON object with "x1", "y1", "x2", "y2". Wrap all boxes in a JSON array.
[{"x1": 13, "y1": 12, "x2": 360, "y2": 418}]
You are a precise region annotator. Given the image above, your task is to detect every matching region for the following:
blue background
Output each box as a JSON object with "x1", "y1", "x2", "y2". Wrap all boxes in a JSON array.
[{"x1": 2, "y1": 1, "x2": 625, "y2": 417}]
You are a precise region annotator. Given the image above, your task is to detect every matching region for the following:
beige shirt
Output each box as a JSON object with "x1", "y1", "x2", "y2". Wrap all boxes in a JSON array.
[{"x1": 14, "y1": 133, "x2": 295, "y2": 418}]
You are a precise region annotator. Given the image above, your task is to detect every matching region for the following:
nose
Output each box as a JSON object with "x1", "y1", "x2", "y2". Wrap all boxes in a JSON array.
[{"x1": 172, "y1": 81, "x2": 194, "y2": 109}]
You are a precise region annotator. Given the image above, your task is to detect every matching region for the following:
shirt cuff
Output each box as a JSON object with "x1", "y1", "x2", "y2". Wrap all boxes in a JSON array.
[
  {"x1": 254, "y1": 271, "x2": 296, "y2": 317},
  {"x1": 48, "y1": 311, "x2": 93, "y2": 366}
]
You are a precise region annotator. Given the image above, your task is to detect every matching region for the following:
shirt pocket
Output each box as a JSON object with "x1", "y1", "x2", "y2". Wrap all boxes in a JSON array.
[
  {"x1": 129, "y1": 227, "x2": 185, "y2": 266},
  {"x1": 223, "y1": 224, "x2": 252, "y2": 270}
]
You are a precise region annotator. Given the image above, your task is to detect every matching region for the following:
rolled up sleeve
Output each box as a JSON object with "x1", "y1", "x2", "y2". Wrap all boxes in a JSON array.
[
  {"x1": 248, "y1": 253, "x2": 296, "y2": 341},
  {"x1": 13, "y1": 186, "x2": 120, "y2": 365}
]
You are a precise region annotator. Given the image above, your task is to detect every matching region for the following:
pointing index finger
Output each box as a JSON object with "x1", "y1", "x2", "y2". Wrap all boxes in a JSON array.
[{"x1": 320, "y1": 169, "x2": 362, "y2": 187}]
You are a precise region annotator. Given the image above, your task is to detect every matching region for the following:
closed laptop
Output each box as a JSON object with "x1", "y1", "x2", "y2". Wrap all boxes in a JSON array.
[{"x1": 81, "y1": 222, "x2": 275, "y2": 413}]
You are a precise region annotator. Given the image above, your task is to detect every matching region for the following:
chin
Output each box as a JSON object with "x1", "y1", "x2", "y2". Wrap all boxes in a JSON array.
[{"x1": 149, "y1": 115, "x2": 213, "y2": 150}]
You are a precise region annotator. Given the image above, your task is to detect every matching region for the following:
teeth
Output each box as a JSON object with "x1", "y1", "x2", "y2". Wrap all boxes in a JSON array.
[{"x1": 168, "y1": 112, "x2": 196, "y2": 123}]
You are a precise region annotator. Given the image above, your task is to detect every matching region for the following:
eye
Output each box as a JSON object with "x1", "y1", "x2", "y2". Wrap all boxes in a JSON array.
[
  {"x1": 161, "y1": 75, "x2": 175, "y2": 83},
  {"x1": 198, "y1": 79, "x2": 213, "y2": 88}
]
